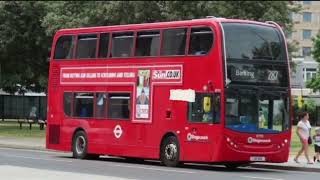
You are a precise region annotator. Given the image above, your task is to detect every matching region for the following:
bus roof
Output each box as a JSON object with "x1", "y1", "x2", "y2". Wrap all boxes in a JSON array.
[{"x1": 55, "y1": 18, "x2": 277, "y2": 35}]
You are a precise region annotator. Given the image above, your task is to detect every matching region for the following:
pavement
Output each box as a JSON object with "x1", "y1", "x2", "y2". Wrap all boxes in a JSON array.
[
  {"x1": 1, "y1": 136, "x2": 320, "y2": 172},
  {"x1": 0, "y1": 136, "x2": 45, "y2": 150}
]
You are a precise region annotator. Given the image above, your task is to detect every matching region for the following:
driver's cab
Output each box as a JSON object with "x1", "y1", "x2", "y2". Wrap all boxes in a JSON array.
[{"x1": 225, "y1": 88, "x2": 290, "y2": 134}]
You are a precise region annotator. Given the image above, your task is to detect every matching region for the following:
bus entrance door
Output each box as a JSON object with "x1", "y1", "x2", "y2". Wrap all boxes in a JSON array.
[{"x1": 183, "y1": 93, "x2": 215, "y2": 161}]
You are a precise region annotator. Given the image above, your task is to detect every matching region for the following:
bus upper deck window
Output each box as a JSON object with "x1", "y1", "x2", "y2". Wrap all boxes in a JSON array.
[
  {"x1": 188, "y1": 27, "x2": 214, "y2": 55},
  {"x1": 76, "y1": 34, "x2": 98, "y2": 59},
  {"x1": 111, "y1": 32, "x2": 134, "y2": 58},
  {"x1": 161, "y1": 28, "x2": 187, "y2": 56},
  {"x1": 135, "y1": 30, "x2": 160, "y2": 57},
  {"x1": 54, "y1": 35, "x2": 75, "y2": 59}
]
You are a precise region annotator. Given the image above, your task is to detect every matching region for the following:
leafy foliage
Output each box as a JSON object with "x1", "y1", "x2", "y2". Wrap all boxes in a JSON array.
[
  {"x1": 306, "y1": 34, "x2": 320, "y2": 91},
  {"x1": 293, "y1": 98, "x2": 317, "y2": 124},
  {"x1": 0, "y1": 2, "x2": 50, "y2": 93}
]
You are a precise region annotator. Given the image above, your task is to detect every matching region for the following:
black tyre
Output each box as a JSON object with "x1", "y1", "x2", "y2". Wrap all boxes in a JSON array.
[
  {"x1": 160, "y1": 136, "x2": 180, "y2": 167},
  {"x1": 72, "y1": 131, "x2": 89, "y2": 159}
]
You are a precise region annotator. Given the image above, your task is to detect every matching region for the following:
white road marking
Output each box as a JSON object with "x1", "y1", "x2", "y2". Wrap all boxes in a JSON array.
[
  {"x1": 112, "y1": 164, "x2": 195, "y2": 174},
  {"x1": 245, "y1": 166, "x2": 320, "y2": 175},
  {"x1": 241, "y1": 176, "x2": 284, "y2": 180},
  {"x1": 1, "y1": 154, "x2": 73, "y2": 163},
  {"x1": 0, "y1": 147, "x2": 69, "y2": 155},
  {"x1": 0, "y1": 165, "x2": 137, "y2": 180},
  {"x1": 1, "y1": 150, "x2": 194, "y2": 174}
]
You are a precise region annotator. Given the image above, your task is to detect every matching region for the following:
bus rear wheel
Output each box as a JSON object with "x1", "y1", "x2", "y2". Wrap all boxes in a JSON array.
[
  {"x1": 72, "y1": 131, "x2": 90, "y2": 159},
  {"x1": 161, "y1": 136, "x2": 180, "y2": 167}
]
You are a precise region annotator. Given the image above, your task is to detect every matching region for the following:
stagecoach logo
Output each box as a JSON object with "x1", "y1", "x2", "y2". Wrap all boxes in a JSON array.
[
  {"x1": 247, "y1": 137, "x2": 271, "y2": 144},
  {"x1": 187, "y1": 133, "x2": 208, "y2": 141},
  {"x1": 113, "y1": 125, "x2": 123, "y2": 139},
  {"x1": 268, "y1": 70, "x2": 279, "y2": 81}
]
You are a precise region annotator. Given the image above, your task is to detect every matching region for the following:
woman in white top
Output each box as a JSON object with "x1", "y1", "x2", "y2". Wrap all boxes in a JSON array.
[{"x1": 294, "y1": 112, "x2": 313, "y2": 164}]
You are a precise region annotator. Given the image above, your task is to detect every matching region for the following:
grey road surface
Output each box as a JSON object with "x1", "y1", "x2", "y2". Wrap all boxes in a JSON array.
[{"x1": 0, "y1": 147, "x2": 318, "y2": 180}]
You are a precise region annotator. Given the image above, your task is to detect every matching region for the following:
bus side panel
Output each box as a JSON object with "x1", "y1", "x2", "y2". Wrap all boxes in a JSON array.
[{"x1": 142, "y1": 86, "x2": 177, "y2": 160}]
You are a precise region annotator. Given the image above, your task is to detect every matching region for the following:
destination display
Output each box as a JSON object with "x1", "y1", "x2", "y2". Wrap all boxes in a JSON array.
[{"x1": 227, "y1": 63, "x2": 288, "y2": 86}]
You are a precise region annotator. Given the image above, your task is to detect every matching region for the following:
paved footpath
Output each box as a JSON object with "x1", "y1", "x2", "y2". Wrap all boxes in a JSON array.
[
  {"x1": 1, "y1": 136, "x2": 320, "y2": 172},
  {"x1": 0, "y1": 136, "x2": 45, "y2": 150}
]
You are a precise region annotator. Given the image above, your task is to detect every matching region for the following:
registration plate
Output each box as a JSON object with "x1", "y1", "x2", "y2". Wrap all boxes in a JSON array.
[{"x1": 250, "y1": 156, "x2": 266, "y2": 162}]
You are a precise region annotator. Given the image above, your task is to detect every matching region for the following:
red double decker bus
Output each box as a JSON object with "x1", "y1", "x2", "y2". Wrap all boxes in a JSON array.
[{"x1": 47, "y1": 17, "x2": 292, "y2": 168}]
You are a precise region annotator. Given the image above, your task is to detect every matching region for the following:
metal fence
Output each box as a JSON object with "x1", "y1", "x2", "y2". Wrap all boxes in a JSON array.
[{"x1": 0, "y1": 95, "x2": 47, "y2": 120}]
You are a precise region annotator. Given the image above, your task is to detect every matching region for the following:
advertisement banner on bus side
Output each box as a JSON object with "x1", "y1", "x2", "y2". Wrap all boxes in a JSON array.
[
  {"x1": 136, "y1": 70, "x2": 150, "y2": 119},
  {"x1": 60, "y1": 65, "x2": 183, "y2": 85}
]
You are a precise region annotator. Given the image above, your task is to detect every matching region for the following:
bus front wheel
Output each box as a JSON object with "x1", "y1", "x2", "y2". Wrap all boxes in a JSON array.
[
  {"x1": 72, "y1": 131, "x2": 89, "y2": 159},
  {"x1": 161, "y1": 136, "x2": 180, "y2": 167}
]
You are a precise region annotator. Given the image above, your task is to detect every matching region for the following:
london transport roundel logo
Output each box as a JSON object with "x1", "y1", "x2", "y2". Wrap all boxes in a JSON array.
[{"x1": 113, "y1": 125, "x2": 123, "y2": 139}]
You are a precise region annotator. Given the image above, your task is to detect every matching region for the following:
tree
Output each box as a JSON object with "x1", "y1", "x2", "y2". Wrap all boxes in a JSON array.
[
  {"x1": 0, "y1": 1, "x2": 50, "y2": 93},
  {"x1": 306, "y1": 34, "x2": 320, "y2": 91},
  {"x1": 293, "y1": 98, "x2": 316, "y2": 124},
  {"x1": 42, "y1": 1, "x2": 300, "y2": 37},
  {"x1": 41, "y1": 1, "x2": 166, "y2": 36}
]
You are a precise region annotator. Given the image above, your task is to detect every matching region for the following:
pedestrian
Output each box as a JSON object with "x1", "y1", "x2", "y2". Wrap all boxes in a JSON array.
[
  {"x1": 313, "y1": 127, "x2": 320, "y2": 162},
  {"x1": 29, "y1": 106, "x2": 38, "y2": 123},
  {"x1": 294, "y1": 111, "x2": 313, "y2": 164}
]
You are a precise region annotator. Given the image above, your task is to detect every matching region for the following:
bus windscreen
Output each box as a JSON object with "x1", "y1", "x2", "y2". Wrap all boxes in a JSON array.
[
  {"x1": 222, "y1": 23, "x2": 286, "y2": 61},
  {"x1": 225, "y1": 89, "x2": 290, "y2": 133}
]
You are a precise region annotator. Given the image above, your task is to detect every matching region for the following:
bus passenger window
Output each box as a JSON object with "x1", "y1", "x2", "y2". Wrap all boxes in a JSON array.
[
  {"x1": 135, "y1": 30, "x2": 160, "y2": 56},
  {"x1": 74, "y1": 93, "x2": 94, "y2": 118},
  {"x1": 161, "y1": 28, "x2": 187, "y2": 56},
  {"x1": 64, "y1": 92, "x2": 72, "y2": 116},
  {"x1": 76, "y1": 34, "x2": 98, "y2": 59},
  {"x1": 213, "y1": 93, "x2": 221, "y2": 123},
  {"x1": 107, "y1": 93, "x2": 131, "y2": 120},
  {"x1": 111, "y1": 32, "x2": 134, "y2": 58},
  {"x1": 188, "y1": 27, "x2": 214, "y2": 55},
  {"x1": 95, "y1": 93, "x2": 107, "y2": 118},
  {"x1": 99, "y1": 33, "x2": 110, "y2": 58},
  {"x1": 225, "y1": 97, "x2": 239, "y2": 125},
  {"x1": 188, "y1": 93, "x2": 214, "y2": 123},
  {"x1": 54, "y1": 35, "x2": 75, "y2": 59}
]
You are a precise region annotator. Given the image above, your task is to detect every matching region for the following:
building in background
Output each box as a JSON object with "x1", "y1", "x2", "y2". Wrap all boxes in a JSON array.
[
  {"x1": 289, "y1": 1, "x2": 320, "y2": 125},
  {"x1": 289, "y1": 1, "x2": 320, "y2": 96}
]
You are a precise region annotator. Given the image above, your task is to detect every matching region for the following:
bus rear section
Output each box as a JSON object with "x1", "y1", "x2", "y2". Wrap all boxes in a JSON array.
[{"x1": 218, "y1": 21, "x2": 291, "y2": 165}]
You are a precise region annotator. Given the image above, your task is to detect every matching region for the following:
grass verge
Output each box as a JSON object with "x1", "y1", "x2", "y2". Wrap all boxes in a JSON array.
[{"x1": 0, "y1": 120, "x2": 45, "y2": 138}]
